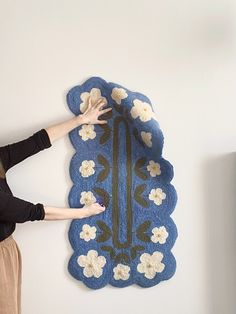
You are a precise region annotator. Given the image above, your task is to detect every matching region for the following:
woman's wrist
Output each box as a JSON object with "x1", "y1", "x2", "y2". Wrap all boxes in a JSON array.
[
  {"x1": 74, "y1": 114, "x2": 85, "y2": 126},
  {"x1": 43, "y1": 205, "x2": 87, "y2": 220},
  {"x1": 75, "y1": 113, "x2": 89, "y2": 126}
]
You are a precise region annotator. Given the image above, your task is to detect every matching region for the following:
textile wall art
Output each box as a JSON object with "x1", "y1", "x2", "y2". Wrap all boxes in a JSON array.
[{"x1": 67, "y1": 76, "x2": 178, "y2": 289}]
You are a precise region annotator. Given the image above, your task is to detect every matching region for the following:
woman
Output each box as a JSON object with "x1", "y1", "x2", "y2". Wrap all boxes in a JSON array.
[{"x1": 0, "y1": 95, "x2": 112, "y2": 314}]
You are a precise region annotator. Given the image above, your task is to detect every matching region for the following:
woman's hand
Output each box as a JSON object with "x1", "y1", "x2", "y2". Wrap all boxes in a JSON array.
[
  {"x1": 80, "y1": 96, "x2": 112, "y2": 125},
  {"x1": 81, "y1": 202, "x2": 106, "y2": 218}
]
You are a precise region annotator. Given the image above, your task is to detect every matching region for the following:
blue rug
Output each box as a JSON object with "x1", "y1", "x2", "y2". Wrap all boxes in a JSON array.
[{"x1": 67, "y1": 76, "x2": 178, "y2": 289}]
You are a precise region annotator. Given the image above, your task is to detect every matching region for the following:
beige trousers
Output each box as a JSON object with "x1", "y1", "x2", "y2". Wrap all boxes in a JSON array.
[{"x1": 0, "y1": 235, "x2": 22, "y2": 314}]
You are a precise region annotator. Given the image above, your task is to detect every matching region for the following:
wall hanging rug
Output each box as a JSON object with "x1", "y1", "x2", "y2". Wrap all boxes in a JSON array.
[{"x1": 67, "y1": 76, "x2": 178, "y2": 289}]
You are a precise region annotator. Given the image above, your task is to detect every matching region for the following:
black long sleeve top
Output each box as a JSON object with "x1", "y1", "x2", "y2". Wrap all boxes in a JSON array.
[{"x1": 0, "y1": 128, "x2": 52, "y2": 242}]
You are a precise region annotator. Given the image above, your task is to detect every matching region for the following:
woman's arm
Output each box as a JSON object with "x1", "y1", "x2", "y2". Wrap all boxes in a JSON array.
[
  {"x1": 0, "y1": 191, "x2": 105, "y2": 223},
  {"x1": 45, "y1": 96, "x2": 112, "y2": 144},
  {"x1": 0, "y1": 129, "x2": 51, "y2": 174},
  {"x1": 43, "y1": 203, "x2": 105, "y2": 220}
]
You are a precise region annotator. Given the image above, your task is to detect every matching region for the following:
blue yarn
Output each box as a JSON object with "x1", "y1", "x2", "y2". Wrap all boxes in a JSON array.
[{"x1": 67, "y1": 77, "x2": 178, "y2": 289}]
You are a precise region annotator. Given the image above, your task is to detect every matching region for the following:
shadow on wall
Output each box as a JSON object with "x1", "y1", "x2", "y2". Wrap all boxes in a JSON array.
[{"x1": 204, "y1": 153, "x2": 236, "y2": 314}]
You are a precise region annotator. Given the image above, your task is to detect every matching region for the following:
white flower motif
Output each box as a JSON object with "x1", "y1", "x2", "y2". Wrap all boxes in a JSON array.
[
  {"x1": 137, "y1": 251, "x2": 165, "y2": 279},
  {"x1": 147, "y1": 160, "x2": 161, "y2": 177},
  {"x1": 77, "y1": 250, "x2": 106, "y2": 278},
  {"x1": 79, "y1": 224, "x2": 97, "y2": 242},
  {"x1": 80, "y1": 191, "x2": 96, "y2": 205},
  {"x1": 113, "y1": 263, "x2": 130, "y2": 281},
  {"x1": 80, "y1": 88, "x2": 107, "y2": 113},
  {"x1": 130, "y1": 99, "x2": 154, "y2": 122},
  {"x1": 151, "y1": 226, "x2": 169, "y2": 244},
  {"x1": 79, "y1": 160, "x2": 95, "y2": 177},
  {"x1": 111, "y1": 87, "x2": 128, "y2": 104},
  {"x1": 149, "y1": 188, "x2": 166, "y2": 205},
  {"x1": 79, "y1": 124, "x2": 96, "y2": 141},
  {"x1": 141, "y1": 131, "x2": 152, "y2": 147}
]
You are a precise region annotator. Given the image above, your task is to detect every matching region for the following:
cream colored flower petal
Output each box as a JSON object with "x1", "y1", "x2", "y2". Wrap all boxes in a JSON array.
[
  {"x1": 121, "y1": 272, "x2": 130, "y2": 280},
  {"x1": 137, "y1": 263, "x2": 145, "y2": 273},
  {"x1": 80, "y1": 92, "x2": 90, "y2": 102},
  {"x1": 97, "y1": 255, "x2": 106, "y2": 268},
  {"x1": 141, "y1": 131, "x2": 152, "y2": 147},
  {"x1": 154, "y1": 262, "x2": 165, "y2": 273},
  {"x1": 80, "y1": 102, "x2": 88, "y2": 114},
  {"x1": 148, "y1": 189, "x2": 156, "y2": 201},
  {"x1": 133, "y1": 99, "x2": 143, "y2": 107},
  {"x1": 83, "y1": 266, "x2": 94, "y2": 278},
  {"x1": 89, "y1": 232, "x2": 96, "y2": 240},
  {"x1": 151, "y1": 235, "x2": 159, "y2": 243},
  {"x1": 139, "y1": 103, "x2": 153, "y2": 122},
  {"x1": 130, "y1": 106, "x2": 139, "y2": 119},
  {"x1": 93, "y1": 267, "x2": 103, "y2": 278},
  {"x1": 144, "y1": 269, "x2": 156, "y2": 279},
  {"x1": 91, "y1": 226, "x2": 97, "y2": 233},
  {"x1": 87, "y1": 250, "x2": 98, "y2": 261},
  {"x1": 139, "y1": 113, "x2": 152, "y2": 123},
  {"x1": 140, "y1": 253, "x2": 152, "y2": 263},
  {"x1": 82, "y1": 234, "x2": 91, "y2": 242},
  {"x1": 152, "y1": 251, "x2": 164, "y2": 263},
  {"x1": 162, "y1": 192, "x2": 166, "y2": 199},
  {"x1": 152, "y1": 227, "x2": 159, "y2": 234},
  {"x1": 153, "y1": 198, "x2": 162, "y2": 205},
  {"x1": 90, "y1": 88, "x2": 102, "y2": 100},
  {"x1": 88, "y1": 160, "x2": 95, "y2": 167},
  {"x1": 77, "y1": 255, "x2": 87, "y2": 267},
  {"x1": 113, "y1": 273, "x2": 120, "y2": 280},
  {"x1": 82, "y1": 224, "x2": 90, "y2": 231}
]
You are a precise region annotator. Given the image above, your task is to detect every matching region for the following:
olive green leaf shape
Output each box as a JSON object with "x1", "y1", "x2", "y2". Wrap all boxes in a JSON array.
[
  {"x1": 130, "y1": 245, "x2": 145, "y2": 259},
  {"x1": 97, "y1": 154, "x2": 110, "y2": 182},
  {"x1": 98, "y1": 124, "x2": 111, "y2": 144},
  {"x1": 101, "y1": 246, "x2": 115, "y2": 259},
  {"x1": 113, "y1": 103, "x2": 124, "y2": 115},
  {"x1": 99, "y1": 108, "x2": 113, "y2": 120},
  {"x1": 96, "y1": 220, "x2": 112, "y2": 243},
  {"x1": 114, "y1": 253, "x2": 130, "y2": 263},
  {"x1": 134, "y1": 184, "x2": 149, "y2": 208},
  {"x1": 0, "y1": 158, "x2": 6, "y2": 179},
  {"x1": 136, "y1": 220, "x2": 151, "y2": 242},
  {"x1": 134, "y1": 157, "x2": 148, "y2": 180},
  {"x1": 123, "y1": 107, "x2": 133, "y2": 124},
  {"x1": 133, "y1": 127, "x2": 145, "y2": 148},
  {"x1": 93, "y1": 187, "x2": 110, "y2": 208}
]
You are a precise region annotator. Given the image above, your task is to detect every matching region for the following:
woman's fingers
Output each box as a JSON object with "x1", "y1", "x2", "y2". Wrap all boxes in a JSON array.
[
  {"x1": 88, "y1": 95, "x2": 92, "y2": 106},
  {"x1": 97, "y1": 120, "x2": 108, "y2": 124},
  {"x1": 99, "y1": 107, "x2": 112, "y2": 115},
  {"x1": 94, "y1": 98, "x2": 107, "y2": 109}
]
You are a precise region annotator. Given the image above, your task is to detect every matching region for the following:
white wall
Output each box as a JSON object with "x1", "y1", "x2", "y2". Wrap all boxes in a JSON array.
[{"x1": 0, "y1": 1, "x2": 235, "y2": 313}]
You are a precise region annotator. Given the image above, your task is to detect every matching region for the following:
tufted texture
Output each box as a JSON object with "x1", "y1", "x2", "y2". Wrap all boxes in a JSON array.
[{"x1": 67, "y1": 76, "x2": 178, "y2": 289}]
